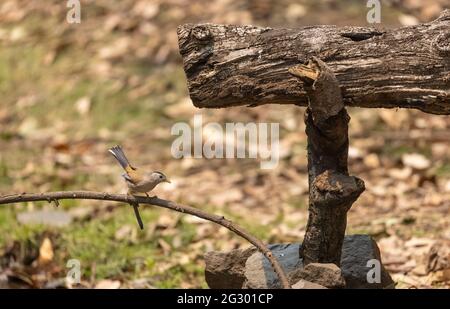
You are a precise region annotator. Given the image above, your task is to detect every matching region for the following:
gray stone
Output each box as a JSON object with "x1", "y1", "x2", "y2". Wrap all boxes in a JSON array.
[
  {"x1": 288, "y1": 263, "x2": 345, "y2": 289},
  {"x1": 204, "y1": 234, "x2": 394, "y2": 289},
  {"x1": 243, "y1": 243, "x2": 302, "y2": 289},
  {"x1": 341, "y1": 235, "x2": 394, "y2": 289},
  {"x1": 204, "y1": 247, "x2": 256, "y2": 289}
]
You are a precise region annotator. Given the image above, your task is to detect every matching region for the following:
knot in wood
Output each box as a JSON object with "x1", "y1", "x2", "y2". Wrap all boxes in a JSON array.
[
  {"x1": 314, "y1": 170, "x2": 355, "y2": 194},
  {"x1": 191, "y1": 25, "x2": 212, "y2": 41},
  {"x1": 432, "y1": 33, "x2": 450, "y2": 56},
  {"x1": 312, "y1": 170, "x2": 365, "y2": 207}
]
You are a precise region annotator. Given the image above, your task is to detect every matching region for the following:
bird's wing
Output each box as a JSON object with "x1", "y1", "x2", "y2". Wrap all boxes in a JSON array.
[
  {"x1": 121, "y1": 169, "x2": 143, "y2": 184},
  {"x1": 121, "y1": 173, "x2": 134, "y2": 183}
]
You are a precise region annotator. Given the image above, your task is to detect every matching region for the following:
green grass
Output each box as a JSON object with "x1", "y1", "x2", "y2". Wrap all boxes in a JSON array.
[
  {"x1": 0, "y1": 14, "x2": 196, "y2": 286},
  {"x1": 435, "y1": 163, "x2": 450, "y2": 177},
  {"x1": 0, "y1": 203, "x2": 206, "y2": 287}
]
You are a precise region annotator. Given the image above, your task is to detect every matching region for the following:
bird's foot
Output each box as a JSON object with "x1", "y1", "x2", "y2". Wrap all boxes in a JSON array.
[{"x1": 145, "y1": 193, "x2": 157, "y2": 198}]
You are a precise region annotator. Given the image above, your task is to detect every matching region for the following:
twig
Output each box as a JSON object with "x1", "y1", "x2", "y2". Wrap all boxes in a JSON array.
[{"x1": 0, "y1": 191, "x2": 291, "y2": 289}]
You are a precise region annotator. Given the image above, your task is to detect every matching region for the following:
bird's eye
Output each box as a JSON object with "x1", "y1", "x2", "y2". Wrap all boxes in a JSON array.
[{"x1": 159, "y1": 175, "x2": 163, "y2": 179}]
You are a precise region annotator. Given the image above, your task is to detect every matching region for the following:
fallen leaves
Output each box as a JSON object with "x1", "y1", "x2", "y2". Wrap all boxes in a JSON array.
[{"x1": 426, "y1": 240, "x2": 450, "y2": 273}]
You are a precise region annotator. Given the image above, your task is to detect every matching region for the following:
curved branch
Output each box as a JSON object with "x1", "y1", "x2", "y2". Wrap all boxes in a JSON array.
[{"x1": 0, "y1": 191, "x2": 291, "y2": 289}]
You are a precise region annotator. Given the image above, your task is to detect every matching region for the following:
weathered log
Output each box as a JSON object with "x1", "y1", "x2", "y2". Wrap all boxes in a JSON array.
[{"x1": 177, "y1": 10, "x2": 450, "y2": 115}]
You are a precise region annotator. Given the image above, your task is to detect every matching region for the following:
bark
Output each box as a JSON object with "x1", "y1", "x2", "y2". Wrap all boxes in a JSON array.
[
  {"x1": 290, "y1": 58, "x2": 365, "y2": 266},
  {"x1": 177, "y1": 10, "x2": 450, "y2": 115}
]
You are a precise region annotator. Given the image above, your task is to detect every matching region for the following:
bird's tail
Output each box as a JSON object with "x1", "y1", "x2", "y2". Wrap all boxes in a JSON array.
[{"x1": 109, "y1": 145, "x2": 135, "y2": 171}]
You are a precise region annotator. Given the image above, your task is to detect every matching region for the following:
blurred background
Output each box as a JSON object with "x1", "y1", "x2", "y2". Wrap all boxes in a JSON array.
[{"x1": 0, "y1": 0, "x2": 449, "y2": 288}]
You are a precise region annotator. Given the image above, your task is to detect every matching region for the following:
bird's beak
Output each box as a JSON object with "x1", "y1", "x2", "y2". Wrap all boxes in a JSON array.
[{"x1": 165, "y1": 179, "x2": 171, "y2": 183}]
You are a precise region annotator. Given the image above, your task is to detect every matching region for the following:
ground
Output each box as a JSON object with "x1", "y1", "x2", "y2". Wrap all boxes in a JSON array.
[{"x1": 0, "y1": 0, "x2": 449, "y2": 288}]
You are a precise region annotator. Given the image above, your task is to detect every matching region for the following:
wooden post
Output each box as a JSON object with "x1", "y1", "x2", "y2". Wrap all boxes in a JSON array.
[
  {"x1": 177, "y1": 9, "x2": 449, "y2": 269},
  {"x1": 289, "y1": 58, "x2": 365, "y2": 265}
]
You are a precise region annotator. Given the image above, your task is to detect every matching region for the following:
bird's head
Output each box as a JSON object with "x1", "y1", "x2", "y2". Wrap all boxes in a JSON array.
[{"x1": 146, "y1": 171, "x2": 170, "y2": 184}]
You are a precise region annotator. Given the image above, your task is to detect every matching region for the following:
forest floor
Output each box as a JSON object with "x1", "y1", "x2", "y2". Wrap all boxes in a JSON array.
[{"x1": 0, "y1": 0, "x2": 449, "y2": 288}]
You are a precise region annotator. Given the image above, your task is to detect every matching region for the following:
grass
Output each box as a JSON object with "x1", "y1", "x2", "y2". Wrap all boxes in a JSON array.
[
  {"x1": 435, "y1": 163, "x2": 450, "y2": 177},
  {"x1": 0, "y1": 57, "x2": 267, "y2": 284},
  {"x1": 0, "y1": 202, "x2": 209, "y2": 287}
]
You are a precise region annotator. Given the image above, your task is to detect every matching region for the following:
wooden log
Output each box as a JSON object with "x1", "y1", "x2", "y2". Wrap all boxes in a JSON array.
[{"x1": 177, "y1": 10, "x2": 450, "y2": 115}]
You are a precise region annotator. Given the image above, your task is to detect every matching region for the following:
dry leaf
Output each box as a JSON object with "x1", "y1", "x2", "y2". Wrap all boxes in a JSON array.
[
  {"x1": 75, "y1": 97, "x2": 91, "y2": 115},
  {"x1": 402, "y1": 153, "x2": 430, "y2": 170},
  {"x1": 38, "y1": 237, "x2": 54, "y2": 265},
  {"x1": 158, "y1": 239, "x2": 172, "y2": 255},
  {"x1": 363, "y1": 153, "x2": 380, "y2": 169}
]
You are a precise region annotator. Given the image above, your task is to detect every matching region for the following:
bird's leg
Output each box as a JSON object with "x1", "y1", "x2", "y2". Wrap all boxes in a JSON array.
[{"x1": 145, "y1": 192, "x2": 157, "y2": 199}]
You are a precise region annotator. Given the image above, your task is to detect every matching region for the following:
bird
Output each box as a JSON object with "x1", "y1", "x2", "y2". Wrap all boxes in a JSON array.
[
  {"x1": 109, "y1": 145, "x2": 170, "y2": 230},
  {"x1": 109, "y1": 145, "x2": 170, "y2": 197}
]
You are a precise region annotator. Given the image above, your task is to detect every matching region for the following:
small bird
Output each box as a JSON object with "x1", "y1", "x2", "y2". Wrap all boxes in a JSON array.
[
  {"x1": 109, "y1": 145, "x2": 170, "y2": 230},
  {"x1": 109, "y1": 145, "x2": 170, "y2": 197}
]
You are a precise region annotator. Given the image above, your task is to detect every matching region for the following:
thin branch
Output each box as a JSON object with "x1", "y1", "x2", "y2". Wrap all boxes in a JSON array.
[{"x1": 0, "y1": 191, "x2": 291, "y2": 289}]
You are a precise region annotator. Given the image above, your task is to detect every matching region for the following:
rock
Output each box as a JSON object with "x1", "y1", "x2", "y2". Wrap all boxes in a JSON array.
[
  {"x1": 341, "y1": 235, "x2": 394, "y2": 289},
  {"x1": 204, "y1": 235, "x2": 393, "y2": 289},
  {"x1": 243, "y1": 244, "x2": 302, "y2": 289},
  {"x1": 292, "y1": 279, "x2": 327, "y2": 289},
  {"x1": 288, "y1": 263, "x2": 345, "y2": 289},
  {"x1": 204, "y1": 247, "x2": 256, "y2": 289}
]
